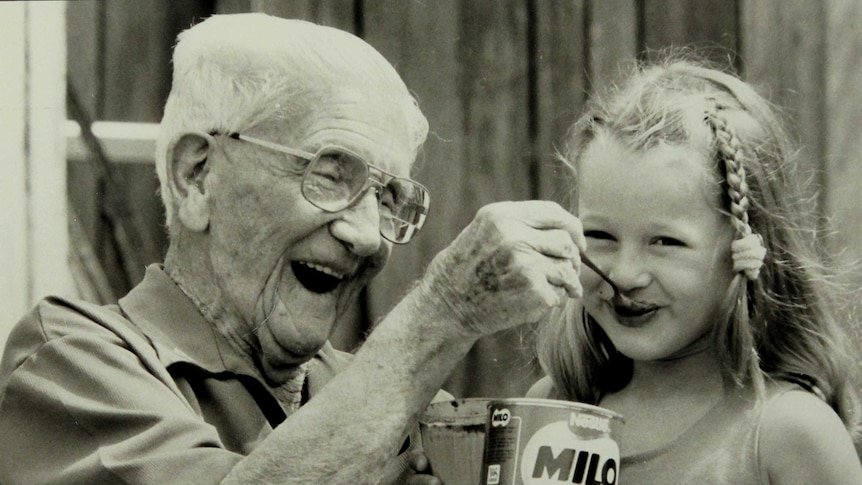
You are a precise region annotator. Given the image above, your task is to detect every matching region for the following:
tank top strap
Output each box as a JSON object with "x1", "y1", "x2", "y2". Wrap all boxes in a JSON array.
[{"x1": 771, "y1": 372, "x2": 827, "y2": 402}]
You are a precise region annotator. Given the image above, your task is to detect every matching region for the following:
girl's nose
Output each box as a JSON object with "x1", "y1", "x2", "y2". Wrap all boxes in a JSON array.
[
  {"x1": 606, "y1": 248, "x2": 651, "y2": 292},
  {"x1": 328, "y1": 189, "x2": 383, "y2": 257}
]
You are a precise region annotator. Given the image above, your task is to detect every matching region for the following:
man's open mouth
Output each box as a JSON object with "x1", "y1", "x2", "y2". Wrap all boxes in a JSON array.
[{"x1": 291, "y1": 261, "x2": 345, "y2": 294}]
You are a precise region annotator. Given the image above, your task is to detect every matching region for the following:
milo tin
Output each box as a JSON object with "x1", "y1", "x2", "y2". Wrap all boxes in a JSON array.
[{"x1": 481, "y1": 398, "x2": 624, "y2": 485}]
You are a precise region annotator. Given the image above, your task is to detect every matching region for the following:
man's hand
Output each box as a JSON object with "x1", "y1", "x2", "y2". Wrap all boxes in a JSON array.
[
  {"x1": 378, "y1": 449, "x2": 439, "y2": 485},
  {"x1": 419, "y1": 201, "x2": 586, "y2": 337}
]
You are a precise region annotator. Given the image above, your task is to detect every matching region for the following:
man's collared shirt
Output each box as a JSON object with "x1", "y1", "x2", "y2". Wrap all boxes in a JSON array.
[{"x1": 0, "y1": 265, "x2": 350, "y2": 484}]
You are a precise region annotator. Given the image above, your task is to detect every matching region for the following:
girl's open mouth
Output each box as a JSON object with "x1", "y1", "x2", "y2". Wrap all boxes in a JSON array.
[{"x1": 612, "y1": 300, "x2": 658, "y2": 318}]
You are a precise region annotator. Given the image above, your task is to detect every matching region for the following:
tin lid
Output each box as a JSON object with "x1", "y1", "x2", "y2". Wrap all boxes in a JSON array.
[
  {"x1": 487, "y1": 397, "x2": 625, "y2": 423},
  {"x1": 419, "y1": 398, "x2": 492, "y2": 425}
]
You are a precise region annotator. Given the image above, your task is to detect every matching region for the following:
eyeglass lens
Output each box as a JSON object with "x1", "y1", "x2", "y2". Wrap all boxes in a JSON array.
[{"x1": 302, "y1": 148, "x2": 428, "y2": 243}]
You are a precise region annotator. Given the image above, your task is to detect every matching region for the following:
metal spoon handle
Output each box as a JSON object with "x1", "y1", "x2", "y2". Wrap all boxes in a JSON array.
[
  {"x1": 579, "y1": 252, "x2": 648, "y2": 309},
  {"x1": 579, "y1": 252, "x2": 620, "y2": 294}
]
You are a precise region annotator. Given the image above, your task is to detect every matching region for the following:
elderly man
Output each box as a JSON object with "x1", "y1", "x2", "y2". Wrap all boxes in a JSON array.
[{"x1": 0, "y1": 13, "x2": 585, "y2": 484}]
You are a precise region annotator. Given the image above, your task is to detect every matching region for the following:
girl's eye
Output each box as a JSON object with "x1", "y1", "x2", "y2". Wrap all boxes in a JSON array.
[
  {"x1": 584, "y1": 230, "x2": 615, "y2": 241},
  {"x1": 653, "y1": 237, "x2": 685, "y2": 247}
]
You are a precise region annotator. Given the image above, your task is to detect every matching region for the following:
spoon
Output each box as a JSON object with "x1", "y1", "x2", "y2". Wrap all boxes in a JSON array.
[{"x1": 578, "y1": 252, "x2": 651, "y2": 311}]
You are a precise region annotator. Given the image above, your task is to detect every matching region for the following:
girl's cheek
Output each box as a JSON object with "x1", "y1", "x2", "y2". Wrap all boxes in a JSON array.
[{"x1": 579, "y1": 271, "x2": 604, "y2": 297}]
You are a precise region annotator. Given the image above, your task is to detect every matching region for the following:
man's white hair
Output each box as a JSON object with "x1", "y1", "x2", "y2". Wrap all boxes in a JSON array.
[{"x1": 155, "y1": 13, "x2": 429, "y2": 228}]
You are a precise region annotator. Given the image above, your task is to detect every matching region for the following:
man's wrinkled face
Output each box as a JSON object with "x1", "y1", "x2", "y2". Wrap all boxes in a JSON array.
[{"x1": 204, "y1": 87, "x2": 415, "y2": 383}]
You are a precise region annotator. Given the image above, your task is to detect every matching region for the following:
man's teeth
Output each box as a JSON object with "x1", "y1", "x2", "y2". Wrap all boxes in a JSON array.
[{"x1": 297, "y1": 261, "x2": 345, "y2": 279}]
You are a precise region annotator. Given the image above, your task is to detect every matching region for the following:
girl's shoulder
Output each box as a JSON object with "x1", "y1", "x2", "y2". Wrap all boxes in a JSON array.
[{"x1": 758, "y1": 385, "x2": 862, "y2": 484}]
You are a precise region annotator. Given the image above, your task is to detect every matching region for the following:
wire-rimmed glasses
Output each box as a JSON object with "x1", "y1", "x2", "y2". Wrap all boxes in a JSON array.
[{"x1": 226, "y1": 133, "x2": 430, "y2": 244}]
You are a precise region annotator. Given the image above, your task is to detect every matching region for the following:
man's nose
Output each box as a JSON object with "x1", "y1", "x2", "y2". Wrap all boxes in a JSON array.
[{"x1": 329, "y1": 189, "x2": 383, "y2": 256}]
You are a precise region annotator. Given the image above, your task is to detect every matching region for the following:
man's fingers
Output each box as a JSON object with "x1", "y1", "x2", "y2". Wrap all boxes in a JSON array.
[
  {"x1": 406, "y1": 449, "x2": 429, "y2": 472},
  {"x1": 422, "y1": 200, "x2": 587, "y2": 336},
  {"x1": 545, "y1": 258, "x2": 583, "y2": 299},
  {"x1": 486, "y1": 201, "x2": 586, "y2": 252},
  {"x1": 521, "y1": 228, "x2": 582, "y2": 268}
]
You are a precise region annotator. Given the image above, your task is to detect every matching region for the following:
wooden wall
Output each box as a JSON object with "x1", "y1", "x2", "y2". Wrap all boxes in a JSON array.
[
  {"x1": 66, "y1": 0, "x2": 214, "y2": 300},
  {"x1": 66, "y1": 0, "x2": 862, "y2": 399}
]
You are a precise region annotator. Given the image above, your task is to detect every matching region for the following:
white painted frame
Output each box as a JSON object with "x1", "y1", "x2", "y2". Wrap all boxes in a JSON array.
[{"x1": 0, "y1": 2, "x2": 73, "y2": 349}]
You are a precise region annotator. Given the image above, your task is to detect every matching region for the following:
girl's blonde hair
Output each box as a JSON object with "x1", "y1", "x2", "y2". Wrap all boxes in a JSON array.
[{"x1": 537, "y1": 53, "x2": 861, "y2": 437}]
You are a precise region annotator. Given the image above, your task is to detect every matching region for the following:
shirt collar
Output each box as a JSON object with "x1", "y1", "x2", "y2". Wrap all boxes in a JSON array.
[{"x1": 118, "y1": 264, "x2": 259, "y2": 378}]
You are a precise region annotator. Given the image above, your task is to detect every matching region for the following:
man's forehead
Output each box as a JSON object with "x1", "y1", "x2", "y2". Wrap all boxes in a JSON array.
[
  {"x1": 323, "y1": 85, "x2": 407, "y2": 123},
  {"x1": 294, "y1": 86, "x2": 415, "y2": 173}
]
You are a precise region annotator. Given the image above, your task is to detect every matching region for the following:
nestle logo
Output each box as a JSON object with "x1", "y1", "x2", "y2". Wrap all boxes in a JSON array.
[{"x1": 568, "y1": 412, "x2": 610, "y2": 433}]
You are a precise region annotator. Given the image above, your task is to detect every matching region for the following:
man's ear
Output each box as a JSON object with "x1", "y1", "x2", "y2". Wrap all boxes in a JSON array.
[{"x1": 168, "y1": 132, "x2": 214, "y2": 233}]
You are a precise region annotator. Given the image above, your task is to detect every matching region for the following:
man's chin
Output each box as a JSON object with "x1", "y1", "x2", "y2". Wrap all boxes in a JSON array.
[
  {"x1": 261, "y1": 355, "x2": 311, "y2": 386},
  {"x1": 254, "y1": 317, "x2": 327, "y2": 379}
]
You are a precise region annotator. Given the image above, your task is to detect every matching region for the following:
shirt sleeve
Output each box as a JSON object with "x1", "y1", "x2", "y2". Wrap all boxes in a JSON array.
[{"x1": 0, "y1": 300, "x2": 243, "y2": 485}]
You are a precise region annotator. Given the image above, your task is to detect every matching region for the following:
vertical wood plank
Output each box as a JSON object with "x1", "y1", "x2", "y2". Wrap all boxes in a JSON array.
[
  {"x1": 824, "y1": 0, "x2": 862, "y2": 271},
  {"x1": 740, "y1": 0, "x2": 825, "y2": 198},
  {"x1": 66, "y1": 0, "x2": 103, "y2": 118},
  {"x1": 533, "y1": 0, "x2": 641, "y2": 206},
  {"x1": 101, "y1": 0, "x2": 213, "y2": 122},
  {"x1": 364, "y1": 0, "x2": 537, "y2": 398},
  {"x1": 69, "y1": 0, "x2": 169, "y2": 295},
  {"x1": 643, "y1": 0, "x2": 739, "y2": 64},
  {"x1": 78, "y1": 0, "x2": 212, "y2": 295},
  {"x1": 102, "y1": 0, "x2": 172, "y2": 123},
  {"x1": 534, "y1": 0, "x2": 588, "y2": 206},
  {"x1": 251, "y1": 0, "x2": 356, "y2": 31},
  {"x1": 216, "y1": 0, "x2": 252, "y2": 14},
  {"x1": 589, "y1": 0, "x2": 639, "y2": 89},
  {"x1": 823, "y1": 0, "x2": 862, "y2": 426},
  {"x1": 66, "y1": 1, "x2": 104, "y2": 264}
]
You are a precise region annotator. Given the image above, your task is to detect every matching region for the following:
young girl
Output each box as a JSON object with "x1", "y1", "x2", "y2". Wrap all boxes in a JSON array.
[{"x1": 529, "y1": 55, "x2": 862, "y2": 483}]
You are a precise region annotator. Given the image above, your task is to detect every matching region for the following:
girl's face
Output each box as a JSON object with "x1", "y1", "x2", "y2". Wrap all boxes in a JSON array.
[{"x1": 577, "y1": 134, "x2": 736, "y2": 362}]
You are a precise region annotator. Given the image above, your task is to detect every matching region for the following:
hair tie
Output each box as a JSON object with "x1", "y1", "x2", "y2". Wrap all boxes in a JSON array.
[{"x1": 731, "y1": 232, "x2": 766, "y2": 280}]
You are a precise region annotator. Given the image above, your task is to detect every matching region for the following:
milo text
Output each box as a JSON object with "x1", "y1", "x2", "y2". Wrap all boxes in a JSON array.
[
  {"x1": 519, "y1": 422, "x2": 619, "y2": 485},
  {"x1": 530, "y1": 445, "x2": 617, "y2": 484}
]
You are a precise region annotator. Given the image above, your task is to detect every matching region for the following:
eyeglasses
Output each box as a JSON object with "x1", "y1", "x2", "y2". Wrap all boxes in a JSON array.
[{"x1": 226, "y1": 133, "x2": 430, "y2": 244}]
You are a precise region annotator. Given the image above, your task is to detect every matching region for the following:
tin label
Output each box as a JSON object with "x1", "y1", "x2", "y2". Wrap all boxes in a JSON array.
[
  {"x1": 483, "y1": 400, "x2": 622, "y2": 485},
  {"x1": 521, "y1": 421, "x2": 618, "y2": 484}
]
